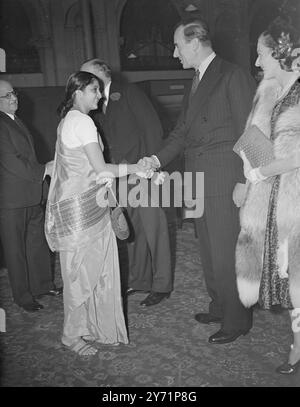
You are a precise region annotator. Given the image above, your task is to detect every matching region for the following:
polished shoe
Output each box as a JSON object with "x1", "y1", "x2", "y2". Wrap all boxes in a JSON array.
[
  {"x1": 126, "y1": 287, "x2": 148, "y2": 297},
  {"x1": 276, "y1": 360, "x2": 300, "y2": 375},
  {"x1": 276, "y1": 345, "x2": 300, "y2": 375},
  {"x1": 37, "y1": 287, "x2": 63, "y2": 298},
  {"x1": 21, "y1": 300, "x2": 44, "y2": 312},
  {"x1": 194, "y1": 312, "x2": 221, "y2": 325},
  {"x1": 208, "y1": 329, "x2": 249, "y2": 344},
  {"x1": 140, "y1": 291, "x2": 170, "y2": 307}
]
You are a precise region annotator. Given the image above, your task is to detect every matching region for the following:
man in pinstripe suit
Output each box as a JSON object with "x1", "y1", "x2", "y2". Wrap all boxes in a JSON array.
[{"x1": 143, "y1": 18, "x2": 256, "y2": 344}]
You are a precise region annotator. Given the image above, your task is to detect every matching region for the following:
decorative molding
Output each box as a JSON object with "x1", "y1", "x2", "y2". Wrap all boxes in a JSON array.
[{"x1": 65, "y1": 1, "x2": 82, "y2": 28}]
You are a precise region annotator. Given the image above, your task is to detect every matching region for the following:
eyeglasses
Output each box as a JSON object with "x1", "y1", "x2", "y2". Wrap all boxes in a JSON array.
[{"x1": 0, "y1": 90, "x2": 18, "y2": 100}]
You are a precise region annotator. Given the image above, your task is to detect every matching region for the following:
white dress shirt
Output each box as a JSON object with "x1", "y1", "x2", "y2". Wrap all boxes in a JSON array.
[
  {"x1": 152, "y1": 52, "x2": 217, "y2": 169},
  {"x1": 103, "y1": 81, "x2": 112, "y2": 108},
  {"x1": 196, "y1": 51, "x2": 216, "y2": 80}
]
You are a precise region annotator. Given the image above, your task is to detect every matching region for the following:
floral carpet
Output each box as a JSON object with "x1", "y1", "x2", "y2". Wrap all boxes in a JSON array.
[{"x1": 0, "y1": 222, "x2": 299, "y2": 387}]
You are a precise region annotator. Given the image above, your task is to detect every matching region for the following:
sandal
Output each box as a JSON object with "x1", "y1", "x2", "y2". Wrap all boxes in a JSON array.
[{"x1": 62, "y1": 337, "x2": 98, "y2": 356}]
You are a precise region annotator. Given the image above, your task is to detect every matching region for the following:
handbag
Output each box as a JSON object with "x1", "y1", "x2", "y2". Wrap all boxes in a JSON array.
[
  {"x1": 108, "y1": 186, "x2": 130, "y2": 240},
  {"x1": 233, "y1": 124, "x2": 274, "y2": 167}
]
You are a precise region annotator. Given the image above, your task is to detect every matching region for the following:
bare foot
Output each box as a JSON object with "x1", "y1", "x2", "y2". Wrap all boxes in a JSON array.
[{"x1": 62, "y1": 337, "x2": 98, "y2": 356}]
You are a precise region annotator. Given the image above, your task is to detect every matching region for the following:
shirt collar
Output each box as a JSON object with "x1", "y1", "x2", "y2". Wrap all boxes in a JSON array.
[
  {"x1": 5, "y1": 113, "x2": 15, "y2": 120},
  {"x1": 104, "y1": 81, "x2": 112, "y2": 105},
  {"x1": 196, "y1": 51, "x2": 216, "y2": 80}
]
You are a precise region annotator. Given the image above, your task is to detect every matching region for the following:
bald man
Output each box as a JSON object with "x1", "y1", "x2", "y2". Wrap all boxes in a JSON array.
[{"x1": 0, "y1": 80, "x2": 61, "y2": 312}]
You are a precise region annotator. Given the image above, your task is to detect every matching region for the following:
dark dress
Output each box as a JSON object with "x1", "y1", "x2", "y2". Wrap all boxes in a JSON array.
[{"x1": 259, "y1": 80, "x2": 300, "y2": 309}]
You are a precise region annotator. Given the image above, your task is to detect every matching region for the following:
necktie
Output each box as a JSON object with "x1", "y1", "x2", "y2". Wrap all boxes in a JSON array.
[
  {"x1": 14, "y1": 115, "x2": 24, "y2": 128},
  {"x1": 190, "y1": 69, "x2": 200, "y2": 98}
]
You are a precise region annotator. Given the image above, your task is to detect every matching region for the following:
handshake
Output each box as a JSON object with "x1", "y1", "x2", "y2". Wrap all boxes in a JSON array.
[
  {"x1": 137, "y1": 155, "x2": 161, "y2": 179},
  {"x1": 96, "y1": 155, "x2": 165, "y2": 187},
  {"x1": 137, "y1": 155, "x2": 166, "y2": 185}
]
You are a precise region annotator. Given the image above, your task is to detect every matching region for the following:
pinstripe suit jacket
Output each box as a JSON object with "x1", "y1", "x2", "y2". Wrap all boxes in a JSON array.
[
  {"x1": 157, "y1": 56, "x2": 256, "y2": 197},
  {"x1": 93, "y1": 80, "x2": 163, "y2": 164}
]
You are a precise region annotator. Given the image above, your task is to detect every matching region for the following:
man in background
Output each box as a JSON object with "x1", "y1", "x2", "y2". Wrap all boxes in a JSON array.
[
  {"x1": 80, "y1": 60, "x2": 172, "y2": 307},
  {"x1": 0, "y1": 80, "x2": 62, "y2": 312}
]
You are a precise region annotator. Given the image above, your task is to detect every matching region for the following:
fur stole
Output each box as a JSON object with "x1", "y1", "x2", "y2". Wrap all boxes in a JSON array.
[
  {"x1": 235, "y1": 79, "x2": 300, "y2": 307},
  {"x1": 236, "y1": 82, "x2": 300, "y2": 308},
  {"x1": 245, "y1": 78, "x2": 280, "y2": 138},
  {"x1": 239, "y1": 79, "x2": 279, "y2": 236}
]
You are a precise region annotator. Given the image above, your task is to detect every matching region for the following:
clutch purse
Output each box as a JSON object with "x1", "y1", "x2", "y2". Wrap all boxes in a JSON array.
[
  {"x1": 108, "y1": 187, "x2": 130, "y2": 240},
  {"x1": 233, "y1": 125, "x2": 274, "y2": 167}
]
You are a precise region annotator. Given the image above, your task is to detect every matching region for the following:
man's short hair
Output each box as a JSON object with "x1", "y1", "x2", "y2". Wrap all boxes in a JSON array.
[
  {"x1": 82, "y1": 59, "x2": 112, "y2": 79},
  {"x1": 176, "y1": 18, "x2": 211, "y2": 47}
]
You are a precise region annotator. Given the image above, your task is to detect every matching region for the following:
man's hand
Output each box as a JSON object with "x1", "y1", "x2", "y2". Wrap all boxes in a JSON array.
[
  {"x1": 232, "y1": 182, "x2": 248, "y2": 208},
  {"x1": 136, "y1": 161, "x2": 154, "y2": 178},
  {"x1": 139, "y1": 156, "x2": 160, "y2": 171}
]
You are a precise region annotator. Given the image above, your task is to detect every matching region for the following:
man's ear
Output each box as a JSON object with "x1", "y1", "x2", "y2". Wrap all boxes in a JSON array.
[{"x1": 192, "y1": 37, "x2": 200, "y2": 52}]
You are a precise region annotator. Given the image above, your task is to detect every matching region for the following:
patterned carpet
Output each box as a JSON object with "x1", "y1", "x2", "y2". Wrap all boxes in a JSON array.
[{"x1": 0, "y1": 222, "x2": 299, "y2": 387}]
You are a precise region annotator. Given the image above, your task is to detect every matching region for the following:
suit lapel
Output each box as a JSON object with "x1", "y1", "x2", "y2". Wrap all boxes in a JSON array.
[
  {"x1": 185, "y1": 57, "x2": 223, "y2": 130},
  {"x1": 0, "y1": 112, "x2": 35, "y2": 153},
  {"x1": 14, "y1": 116, "x2": 35, "y2": 152}
]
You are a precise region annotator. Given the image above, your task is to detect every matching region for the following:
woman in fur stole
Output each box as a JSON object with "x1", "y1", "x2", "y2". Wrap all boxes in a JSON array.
[{"x1": 235, "y1": 17, "x2": 300, "y2": 374}]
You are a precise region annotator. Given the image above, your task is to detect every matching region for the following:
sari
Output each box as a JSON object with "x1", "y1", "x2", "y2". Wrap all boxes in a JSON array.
[{"x1": 45, "y1": 113, "x2": 128, "y2": 344}]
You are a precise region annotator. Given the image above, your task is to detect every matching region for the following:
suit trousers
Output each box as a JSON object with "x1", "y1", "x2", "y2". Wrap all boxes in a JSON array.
[
  {"x1": 195, "y1": 194, "x2": 252, "y2": 333},
  {"x1": 0, "y1": 205, "x2": 53, "y2": 306},
  {"x1": 126, "y1": 205, "x2": 173, "y2": 293}
]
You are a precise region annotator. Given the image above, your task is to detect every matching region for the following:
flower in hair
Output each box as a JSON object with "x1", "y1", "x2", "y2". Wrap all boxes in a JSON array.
[{"x1": 273, "y1": 31, "x2": 294, "y2": 59}]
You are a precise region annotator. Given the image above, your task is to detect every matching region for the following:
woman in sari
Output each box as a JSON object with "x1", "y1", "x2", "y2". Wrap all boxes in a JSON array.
[
  {"x1": 235, "y1": 16, "x2": 300, "y2": 374},
  {"x1": 45, "y1": 71, "x2": 150, "y2": 356}
]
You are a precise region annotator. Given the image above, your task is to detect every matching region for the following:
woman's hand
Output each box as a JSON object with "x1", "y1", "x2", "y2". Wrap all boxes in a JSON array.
[
  {"x1": 45, "y1": 160, "x2": 54, "y2": 177},
  {"x1": 240, "y1": 151, "x2": 252, "y2": 180},
  {"x1": 96, "y1": 171, "x2": 114, "y2": 188},
  {"x1": 136, "y1": 160, "x2": 154, "y2": 179},
  {"x1": 240, "y1": 150, "x2": 267, "y2": 184}
]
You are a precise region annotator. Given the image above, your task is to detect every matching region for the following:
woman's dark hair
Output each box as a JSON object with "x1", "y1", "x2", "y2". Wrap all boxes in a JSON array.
[{"x1": 57, "y1": 71, "x2": 104, "y2": 118}]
